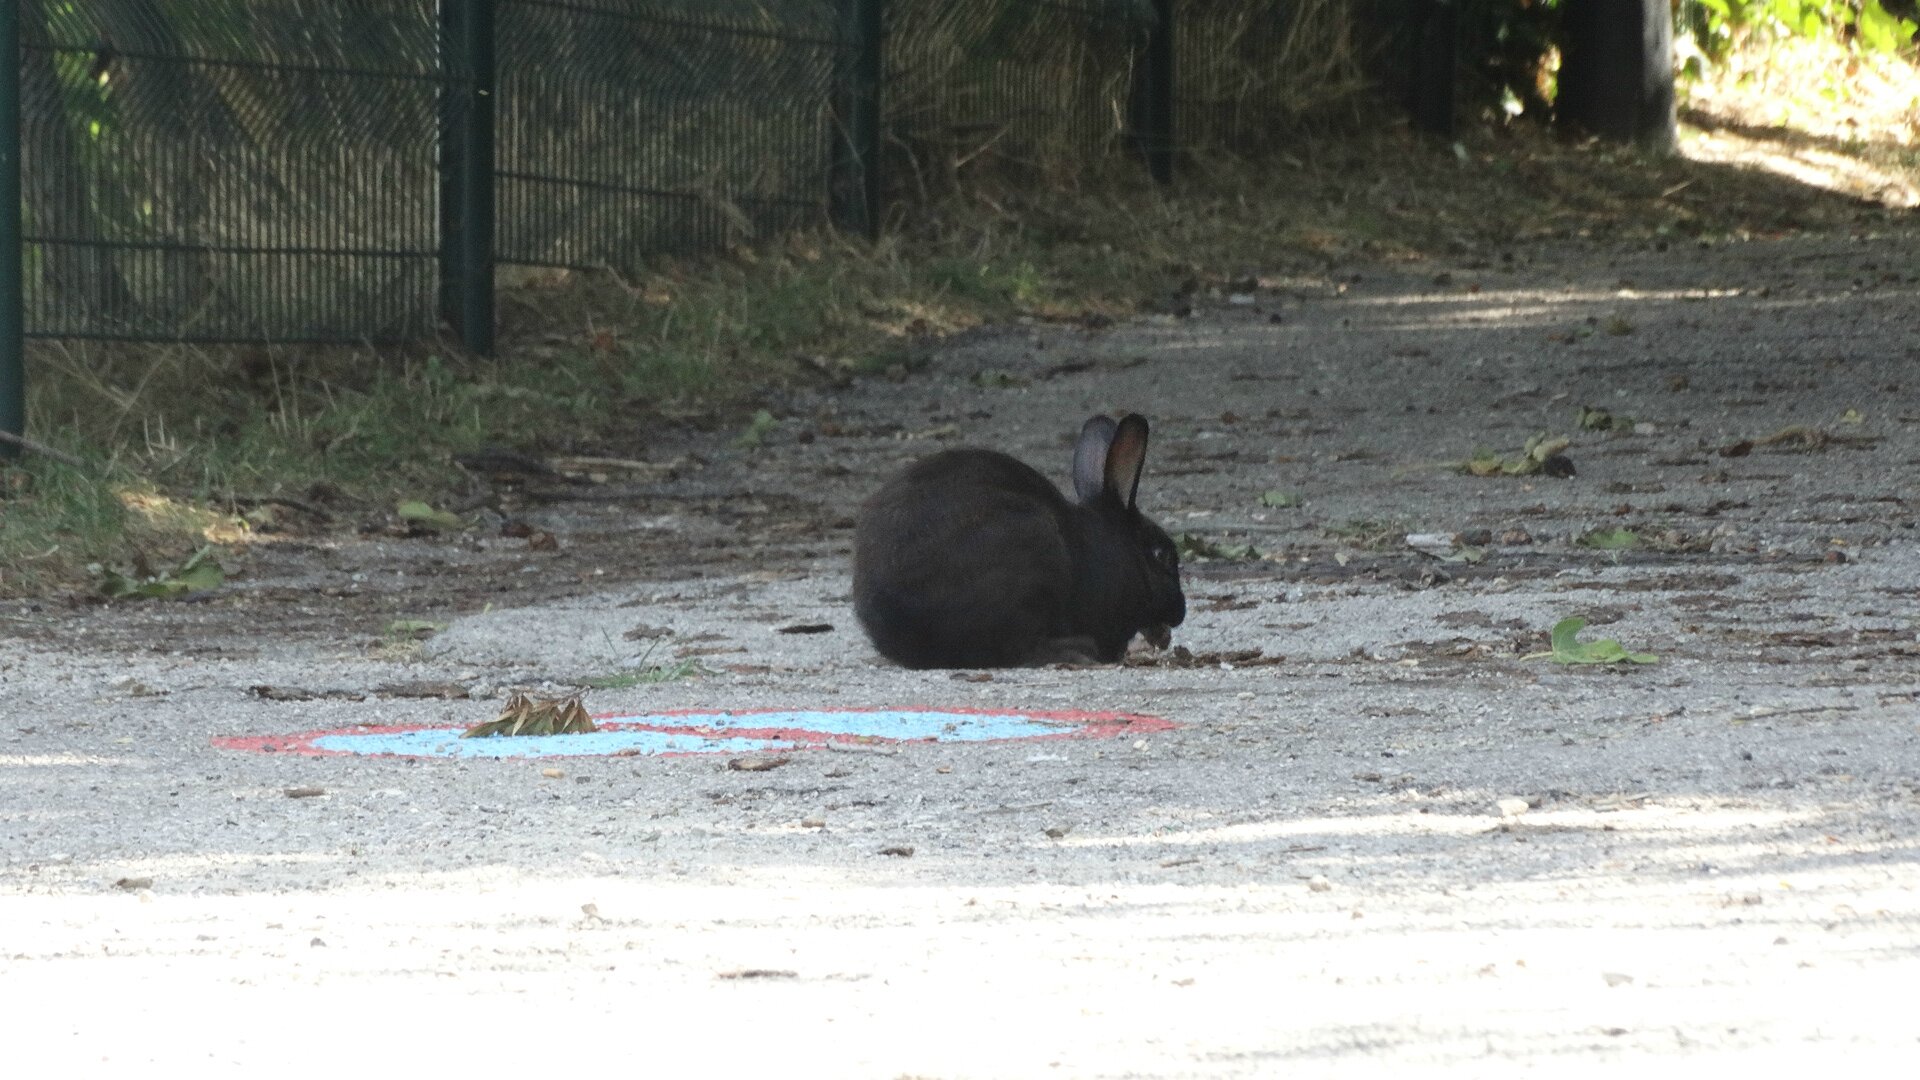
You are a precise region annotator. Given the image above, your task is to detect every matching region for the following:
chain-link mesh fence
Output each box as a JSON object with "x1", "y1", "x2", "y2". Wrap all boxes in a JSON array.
[{"x1": 8, "y1": 0, "x2": 1417, "y2": 349}]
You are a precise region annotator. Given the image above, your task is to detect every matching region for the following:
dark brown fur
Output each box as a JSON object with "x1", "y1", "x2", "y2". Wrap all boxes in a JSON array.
[{"x1": 852, "y1": 415, "x2": 1185, "y2": 669}]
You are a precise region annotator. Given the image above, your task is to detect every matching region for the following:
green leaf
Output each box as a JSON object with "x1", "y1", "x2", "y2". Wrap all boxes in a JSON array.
[
  {"x1": 1577, "y1": 406, "x2": 1636, "y2": 432},
  {"x1": 397, "y1": 500, "x2": 464, "y2": 532},
  {"x1": 98, "y1": 546, "x2": 225, "y2": 600},
  {"x1": 1577, "y1": 527, "x2": 1641, "y2": 550},
  {"x1": 387, "y1": 619, "x2": 448, "y2": 638},
  {"x1": 1258, "y1": 490, "x2": 1301, "y2": 509},
  {"x1": 1524, "y1": 434, "x2": 1571, "y2": 462},
  {"x1": 172, "y1": 551, "x2": 226, "y2": 592},
  {"x1": 735, "y1": 409, "x2": 777, "y2": 448},
  {"x1": 1545, "y1": 617, "x2": 1658, "y2": 665}
]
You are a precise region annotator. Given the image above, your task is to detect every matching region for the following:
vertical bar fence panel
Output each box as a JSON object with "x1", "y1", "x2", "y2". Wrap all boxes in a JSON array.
[
  {"x1": 883, "y1": 0, "x2": 1148, "y2": 198},
  {"x1": 17, "y1": 2, "x2": 446, "y2": 343},
  {"x1": 2, "y1": 0, "x2": 1446, "y2": 357},
  {"x1": 1, "y1": 0, "x2": 23, "y2": 456},
  {"x1": 492, "y1": 1, "x2": 840, "y2": 272},
  {"x1": 1173, "y1": 0, "x2": 1374, "y2": 153}
]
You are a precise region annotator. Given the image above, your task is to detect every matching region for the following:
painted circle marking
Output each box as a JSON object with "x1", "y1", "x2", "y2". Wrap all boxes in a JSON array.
[{"x1": 214, "y1": 707, "x2": 1175, "y2": 759}]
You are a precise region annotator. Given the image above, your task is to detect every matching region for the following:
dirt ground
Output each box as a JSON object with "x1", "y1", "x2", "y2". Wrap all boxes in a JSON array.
[{"x1": 3, "y1": 226, "x2": 1918, "y2": 1074}]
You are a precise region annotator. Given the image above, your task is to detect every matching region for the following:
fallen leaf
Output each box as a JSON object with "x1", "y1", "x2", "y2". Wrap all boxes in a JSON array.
[
  {"x1": 98, "y1": 546, "x2": 225, "y2": 600},
  {"x1": 463, "y1": 693, "x2": 598, "y2": 738},
  {"x1": 734, "y1": 409, "x2": 777, "y2": 448},
  {"x1": 1535, "y1": 617, "x2": 1658, "y2": 665},
  {"x1": 1576, "y1": 528, "x2": 1641, "y2": 550},
  {"x1": 396, "y1": 500, "x2": 464, "y2": 532}
]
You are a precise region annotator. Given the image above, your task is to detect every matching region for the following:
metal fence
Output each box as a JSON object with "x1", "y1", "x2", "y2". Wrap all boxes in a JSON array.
[
  {"x1": 0, "y1": 0, "x2": 1452, "y2": 362},
  {"x1": 18, "y1": 1, "x2": 449, "y2": 343}
]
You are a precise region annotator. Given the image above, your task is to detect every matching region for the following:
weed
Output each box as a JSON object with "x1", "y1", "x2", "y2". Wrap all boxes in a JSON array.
[
  {"x1": 585, "y1": 658, "x2": 703, "y2": 689},
  {"x1": 1325, "y1": 518, "x2": 1404, "y2": 550}
]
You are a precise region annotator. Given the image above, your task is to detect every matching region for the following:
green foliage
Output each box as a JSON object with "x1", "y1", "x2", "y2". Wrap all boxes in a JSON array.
[
  {"x1": 1683, "y1": 0, "x2": 1916, "y2": 61},
  {"x1": 1462, "y1": 0, "x2": 1915, "y2": 119}
]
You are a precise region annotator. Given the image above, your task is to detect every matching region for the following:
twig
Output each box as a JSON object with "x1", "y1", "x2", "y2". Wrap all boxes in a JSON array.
[{"x1": 0, "y1": 430, "x2": 86, "y2": 469}]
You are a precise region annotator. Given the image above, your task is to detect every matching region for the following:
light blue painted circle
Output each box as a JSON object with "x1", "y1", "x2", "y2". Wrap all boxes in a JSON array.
[
  {"x1": 313, "y1": 730, "x2": 789, "y2": 758},
  {"x1": 314, "y1": 709, "x2": 1079, "y2": 759}
]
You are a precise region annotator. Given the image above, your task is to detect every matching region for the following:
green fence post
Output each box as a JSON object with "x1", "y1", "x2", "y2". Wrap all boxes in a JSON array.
[
  {"x1": 830, "y1": 0, "x2": 883, "y2": 237},
  {"x1": 439, "y1": 0, "x2": 495, "y2": 355},
  {"x1": 0, "y1": 0, "x2": 24, "y2": 458},
  {"x1": 1133, "y1": 0, "x2": 1173, "y2": 185}
]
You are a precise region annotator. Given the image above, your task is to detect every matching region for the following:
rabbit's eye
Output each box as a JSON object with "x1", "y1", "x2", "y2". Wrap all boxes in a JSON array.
[{"x1": 1151, "y1": 544, "x2": 1177, "y2": 571}]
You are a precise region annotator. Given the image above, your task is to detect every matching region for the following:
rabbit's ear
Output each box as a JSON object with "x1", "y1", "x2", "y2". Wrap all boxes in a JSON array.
[
  {"x1": 1072, "y1": 415, "x2": 1119, "y2": 501},
  {"x1": 1104, "y1": 414, "x2": 1151, "y2": 509}
]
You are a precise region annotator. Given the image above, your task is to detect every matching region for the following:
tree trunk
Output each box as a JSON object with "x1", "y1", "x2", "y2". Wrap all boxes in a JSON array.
[{"x1": 1557, "y1": 0, "x2": 1676, "y2": 154}]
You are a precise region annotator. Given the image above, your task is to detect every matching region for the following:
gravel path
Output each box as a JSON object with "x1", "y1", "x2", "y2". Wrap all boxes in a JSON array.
[{"x1": 4, "y1": 229, "x2": 1918, "y2": 1074}]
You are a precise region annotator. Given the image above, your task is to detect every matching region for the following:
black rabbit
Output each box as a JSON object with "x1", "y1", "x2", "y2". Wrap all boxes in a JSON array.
[{"x1": 852, "y1": 414, "x2": 1186, "y2": 669}]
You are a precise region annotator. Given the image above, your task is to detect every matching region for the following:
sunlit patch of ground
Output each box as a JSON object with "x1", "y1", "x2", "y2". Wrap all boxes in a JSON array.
[{"x1": 1681, "y1": 35, "x2": 1920, "y2": 206}]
